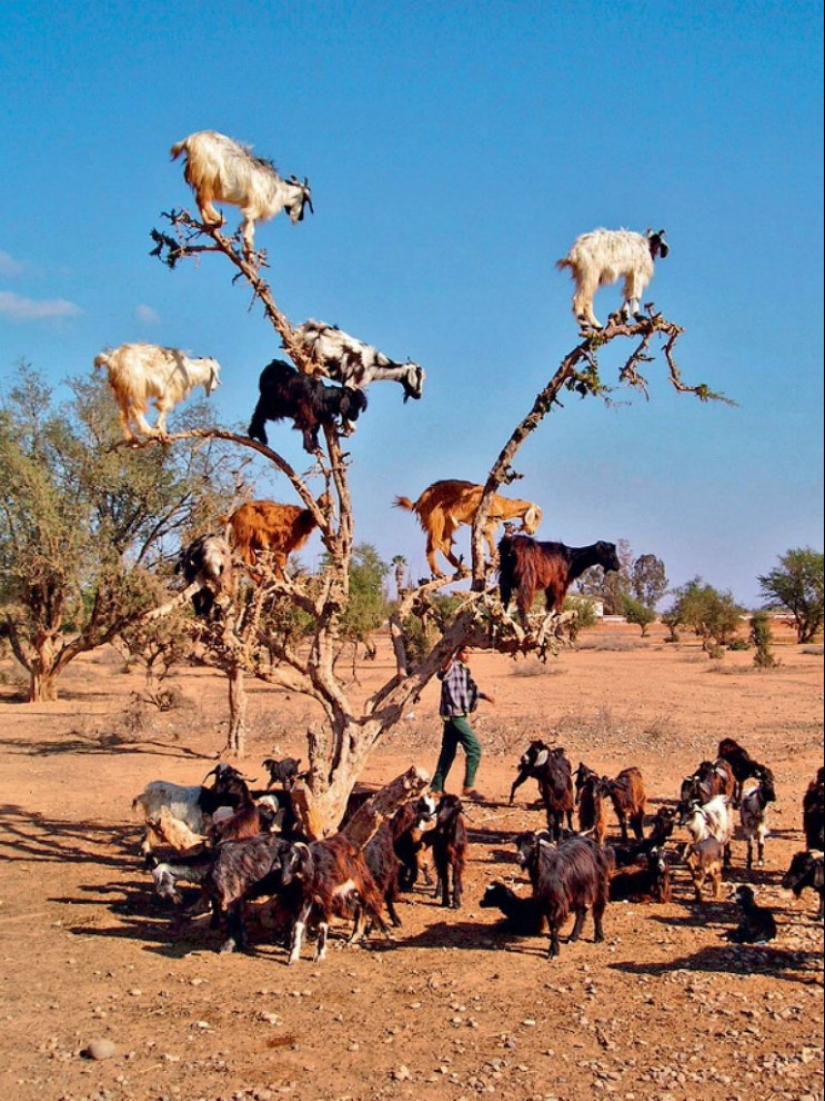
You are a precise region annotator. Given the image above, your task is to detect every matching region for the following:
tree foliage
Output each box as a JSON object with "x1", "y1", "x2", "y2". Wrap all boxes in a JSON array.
[
  {"x1": 663, "y1": 576, "x2": 744, "y2": 653},
  {"x1": 758, "y1": 547, "x2": 824, "y2": 643},
  {"x1": 0, "y1": 364, "x2": 233, "y2": 700}
]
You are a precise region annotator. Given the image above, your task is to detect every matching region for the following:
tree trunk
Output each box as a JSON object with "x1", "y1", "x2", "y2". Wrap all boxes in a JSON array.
[
  {"x1": 225, "y1": 663, "x2": 247, "y2": 757},
  {"x1": 341, "y1": 766, "x2": 431, "y2": 849},
  {"x1": 28, "y1": 669, "x2": 59, "y2": 703}
]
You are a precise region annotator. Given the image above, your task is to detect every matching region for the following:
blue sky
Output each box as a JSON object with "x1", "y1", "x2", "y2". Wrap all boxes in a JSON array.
[{"x1": 1, "y1": 0, "x2": 822, "y2": 608}]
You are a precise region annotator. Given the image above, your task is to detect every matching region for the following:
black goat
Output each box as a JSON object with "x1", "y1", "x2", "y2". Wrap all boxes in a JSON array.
[
  {"x1": 479, "y1": 881, "x2": 546, "y2": 936},
  {"x1": 513, "y1": 831, "x2": 612, "y2": 959},
  {"x1": 782, "y1": 850, "x2": 825, "y2": 919},
  {"x1": 248, "y1": 358, "x2": 368, "y2": 454},
  {"x1": 427, "y1": 794, "x2": 468, "y2": 909},
  {"x1": 610, "y1": 805, "x2": 677, "y2": 868},
  {"x1": 803, "y1": 766, "x2": 825, "y2": 851},
  {"x1": 262, "y1": 756, "x2": 303, "y2": 789},
  {"x1": 725, "y1": 884, "x2": 778, "y2": 943}
]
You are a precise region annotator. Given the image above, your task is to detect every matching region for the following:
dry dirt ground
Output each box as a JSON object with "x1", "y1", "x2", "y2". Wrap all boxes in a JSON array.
[{"x1": 0, "y1": 621, "x2": 823, "y2": 1101}]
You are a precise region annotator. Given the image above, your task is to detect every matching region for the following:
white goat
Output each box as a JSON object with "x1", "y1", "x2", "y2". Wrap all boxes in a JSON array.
[
  {"x1": 681, "y1": 793, "x2": 734, "y2": 867},
  {"x1": 94, "y1": 343, "x2": 221, "y2": 441},
  {"x1": 557, "y1": 227, "x2": 669, "y2": 329},
  {"x1": 170, "y1": 130, "x2": 314, "y2": 252},
  {"x1": 292, "y1": 319, "x2": 425, "y2": 429},
  {"x1": 740, "y1": 774, "x2": 776, "y2": 869}
]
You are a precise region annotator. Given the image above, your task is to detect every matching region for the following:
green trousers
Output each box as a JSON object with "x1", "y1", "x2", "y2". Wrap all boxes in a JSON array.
[{"x1": 432, "y1": 715, "x2": 481, "y2": 792}]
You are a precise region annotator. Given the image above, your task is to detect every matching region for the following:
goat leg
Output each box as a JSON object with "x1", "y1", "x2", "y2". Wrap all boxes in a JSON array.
[{"x1": 568, "y1": 907, "x2": 587, "y2": 943}]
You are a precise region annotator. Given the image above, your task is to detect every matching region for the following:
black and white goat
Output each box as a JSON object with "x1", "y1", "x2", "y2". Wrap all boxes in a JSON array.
[
  {"x1": 557, "y1": 227, "x2": 669, "y2": 329},
  {"x1": 803, "y1": 766, "x2": 825, "y2": 851},
  {"x1": 176, "y1": 534, "x2": 234, "y2": 617},
  {"x1": 95, "y1": 343, "x2": 221, "y2": 442},
  {"x1": 247, "y1": 358, "x2": 368, "y2": 454},
  {"x1": 514, "y1": 831, "x2": 612, "y2": 959},
  {"x1": 294, "y1": 320, "x2": 425, "y2": 410},
  {"x1": 739, "y1": 770, "x2": 777, "y2": 869},
  {"x1": 132, "y1": 763, "x2": 250, "y2": 864},
  {"x1": 170, "y1": 130, "x2": 313, "y2": 252}
]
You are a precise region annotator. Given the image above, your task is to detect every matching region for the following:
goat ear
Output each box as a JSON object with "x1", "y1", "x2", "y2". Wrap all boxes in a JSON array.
[{"x1": 534, "y1": 749, "x2": 549, "y2": 767}]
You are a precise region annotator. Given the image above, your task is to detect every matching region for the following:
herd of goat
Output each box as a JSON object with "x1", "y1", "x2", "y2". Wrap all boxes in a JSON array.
[{"x1": 133, "y1": 738, "x2": 825, "y2": 964}]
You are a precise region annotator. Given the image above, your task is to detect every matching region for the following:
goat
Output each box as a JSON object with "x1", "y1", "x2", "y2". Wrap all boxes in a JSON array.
[
  {"x1": 262, "y1": 757, "x2": 303, "y2": 790},
  {"x1": 247, "y1": 358, "x2": 368, "y2": 454},
  {"x1": 479, "y1": 881, "x2": 546, "y2": 936},
  {"x1": 208, "y1": 792, "x2": 279, "y2": 846},
  {"x1": 603, "y1": 767, "x2": 647, "y2": 843},
  {"x1": 154, "y1": 806, "x2": 208, "y2": 853},
  {"x1": 395, "y1": 480, "x2": 542, "y2": 579},
  {"x1": 716, "y1": 738, "x2": 772, "y2": 802},
  {"x1": 739, "y1": 771, "x2": 777, "y2": 869},
  {"x1": 389, "y1": 794, "x2": 437, "y2": 891},
  {"x1": 679, "y1": 794, "x2": 735, "y2": 867},
  {"x1": 426, "y1": 794, "x2": 468, "y2": 909},
  {"x1": 509, "y1": 740, "x2": 553, "y2": 805},
  {"x1": 681, "y1": 837, "x2": 726, "y2": 903},
  {"x1": 608, "y1": 847, "x2": 672, "y2": 904},
  {"x1": 175, "y1": 534, "x2": 234, "y2": 617},
  {"x1": 574, "y1": 761, "x2": 599, "y2": 804},
  {"x1": 538, "y1": 749, "x2": 576, "y2": 843},
  {"x1": 803, "y1": 766, "x2": 825, "y2": 851},
  {"x1": 513, "y1": 831, "x2": 612, "y2": 959},
  {"x1": 557, "y1": 227, "x2": 669, "y2": 329},
  {"x1": 95, "y1": 342, "x2": 220, "y2": 442},
  {"x1": 577, "y1": 772, "x2": 609, "y2": 846},
  {"x1": 364, "y1": 822, "x2": 404, "y2": 927},
  {"x1": 611, "y1": 805, "x2": 677, "y2": 868},
  {"x1": 725, "y1": 884, "x2": 778, "y2": 943},
  {"x1": 782, "y1": 851, "x2": 824, "y2": 919},
  {"x1": 280, "y1": 834, "x2": 393, "y2": 964},
  {"x1": 293, "y1": 319, "x2": 425, "y2": 428},
  {"x1": 132, "y1": 763, "x2": 250, "y2": 864},
  {"x1": 680, "y1": 758, "x2": 736, "y2": 806},
  {"x1": 498, "y1": 534, "x2": 620, "y2": 630},
  {"x1": 154, "y1": 833, "x2": 293, "y2": 953},
  {"x1": 222, "y1": 497, "x2": 327, "y2": 581},
  {"x1": 170, "y1": 130, "x2": 313, "y2": 252}
]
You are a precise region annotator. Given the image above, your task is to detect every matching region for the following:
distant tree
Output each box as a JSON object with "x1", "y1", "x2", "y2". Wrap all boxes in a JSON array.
[
  {"x1": 0, "y1": 365, "x2": 232, "y2": 701},
  {"x1": 577, "y1": 538, "x2": 633, "y2": 614},
  {"x1": 621, "y1": 593, "x2": 657, "y2": 637},
  {"x1": 663, "y1": 577, "x2": 745, "y2": 653},
  {"x1": 630, "y1": 553, "x2": 669, "y2": 609},
  {"x1": 391, "y1": 555, "x2": 408, "y2": 598},
  {"x1": 758, "y1": 548, "x2": 824, "y2": 643},
  {"x1": 749, "y1": 611, "x2": 778, "y2": 669},
  {"x1": 334, "y1": 544, "x2": 392, "y2": 674}
]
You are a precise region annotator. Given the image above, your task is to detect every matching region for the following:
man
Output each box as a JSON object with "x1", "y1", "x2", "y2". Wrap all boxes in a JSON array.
[{"x1": 431, "y1": 646, "x2": 496, "y2": 802}]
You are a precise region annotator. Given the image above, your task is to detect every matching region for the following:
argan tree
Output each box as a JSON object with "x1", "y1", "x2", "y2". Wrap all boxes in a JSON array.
[
  {"x1": 758, "y1": 547, "x2": 824, "y2": 643},
  {"x1": 0, "y1": 366, "x2": 234, "y2": 701},
  {"x1": 147, "y1": 208, "x2": 726, "y2": 829}
]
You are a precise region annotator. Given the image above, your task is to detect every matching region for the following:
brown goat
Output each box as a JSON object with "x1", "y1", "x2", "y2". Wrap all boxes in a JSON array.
[
  {"x1": 394, "y1": 479, "x2": 542, "y2": 579},
  {"x1": 222, "y1": 496, "x2": 328, "y2": 581},
  {"x1": 603, "y1": 767, "x2": 647, "y2": 842},
  {"x1": 577, "y1": 772, "x2": 609, "y2": 846},
  {"x1": 498, "y1": 534, "x2": 620, "y2": 628}
]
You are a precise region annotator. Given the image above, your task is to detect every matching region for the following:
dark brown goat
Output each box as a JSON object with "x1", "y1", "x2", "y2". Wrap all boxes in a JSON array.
[
  {"x1": 577, "y1": 772, "x2": 609, "y2": 846},
  {"x1": 514, "y1": 831, "x2": 612, "y2": 959},
  {"x1": 603, "y1": 767, "x2": 646, "y2": 842},
  {"x1": 427, "y1": 794, "x2": 468, "y2": 909},
  {"x1": 364, "y1": 822, "x2": 404, "y2": 927},
  {"x1": 529, "y1": 746, "x2": 575, "y2": 842},
  {"x1": 608, "y1": 847, "x2": 672, "y2": 904},
  {"x1": 716, "y1": 738, "x2": 772, "y2": 801},
  {"x1": 803, "y1": 766, "x2": 825, "y2": 851},
  {"x1": 389, "y1": 794, "x2": 437, "y2": 891},
  {"x1": 281, "y1": 834, "x2": 392, "y2": 964},
  {"x1": 782, "y1": 850, "x2": 825, "y2": 919},
  {"x1": 498, "y1": 534, "x2": 620, "y2": 628},
  {"x1": 680, "y1": 759, "x2": 736, "y2": 806}
]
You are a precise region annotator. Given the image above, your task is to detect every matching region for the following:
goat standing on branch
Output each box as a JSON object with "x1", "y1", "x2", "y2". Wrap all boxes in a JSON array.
[
  {"x1": 558, "y1": 228, "x2": 669, "y2": 330},
  {"x1": 222, "y1": 495, "x2": 329, "y2": 581},
  {"x1": 170, "y1": 130, "x2": 313, "y2": 253},
  {"x1": 94, "y1": 343, "x2": 221, "y2": 442},
  {"x1": 395, "y1": 479, "x2": 543, "y2": 579},
  {"x1": 176, "y1": 534, "x2": 234, "y2": 617},
  {"x1": 498, "y1": 534, "x2": 620, "y2": 631}
]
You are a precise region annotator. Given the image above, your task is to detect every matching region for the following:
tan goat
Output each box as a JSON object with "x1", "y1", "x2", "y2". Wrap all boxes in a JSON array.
[
  {"x1": 394, "y1": 479, "x2": 542, "y2": 578},
  {"x1": 222, "y1": 495, "x2": 328, "y2": 581}
]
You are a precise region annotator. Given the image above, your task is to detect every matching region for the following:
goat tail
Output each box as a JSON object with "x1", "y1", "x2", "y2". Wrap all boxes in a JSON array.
[
  {"x1": 556, "y1": 257, "x2": 573, "y2": 273},
  {"x1": 94, "y1": 352, "x2": 111, "y2": 371},
  {"x1": 170, "y1": 139, "x2": 187, "y2": 161},
  {"x1": 394, "y1": 496, "x2": 415, "y2": 514}
]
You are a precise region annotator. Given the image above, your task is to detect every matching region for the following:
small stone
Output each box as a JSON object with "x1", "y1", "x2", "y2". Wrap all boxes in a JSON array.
[{"x1": 83, "y1": 1038, "x2": 117, "y2": 1060}]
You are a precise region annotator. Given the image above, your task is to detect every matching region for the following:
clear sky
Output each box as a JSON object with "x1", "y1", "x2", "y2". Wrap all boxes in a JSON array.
[{"x1": 1, "y1": 1, "x2": 822, "y2": 608}]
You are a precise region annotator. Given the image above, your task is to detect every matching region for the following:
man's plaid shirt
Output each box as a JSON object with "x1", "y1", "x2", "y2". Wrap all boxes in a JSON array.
[{"x1": 438, "y1": 660, "x2": 479, "y2": 719}]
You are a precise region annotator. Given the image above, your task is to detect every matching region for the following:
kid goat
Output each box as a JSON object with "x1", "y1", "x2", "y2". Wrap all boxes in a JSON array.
[
  {"x1": 95, "y1": 343, "x2": 221, "y2": 442},
  {"x1": 557, "y1": 227, "x2": 669, "y2": 329},
  {"x1": 170, "y1": 130, "x2": 313, "y2": 252}
]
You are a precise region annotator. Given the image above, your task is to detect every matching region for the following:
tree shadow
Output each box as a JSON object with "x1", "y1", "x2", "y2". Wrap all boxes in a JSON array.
[
  {"x1": 609, "y1": 942, "x2": 823, "y2": 983},
  {"x1": 0, "y1": 805, "x2": 137, "y2": 867},
  {"x1": 0, "y1": 730, "x2": 217, "y2": 761}
]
